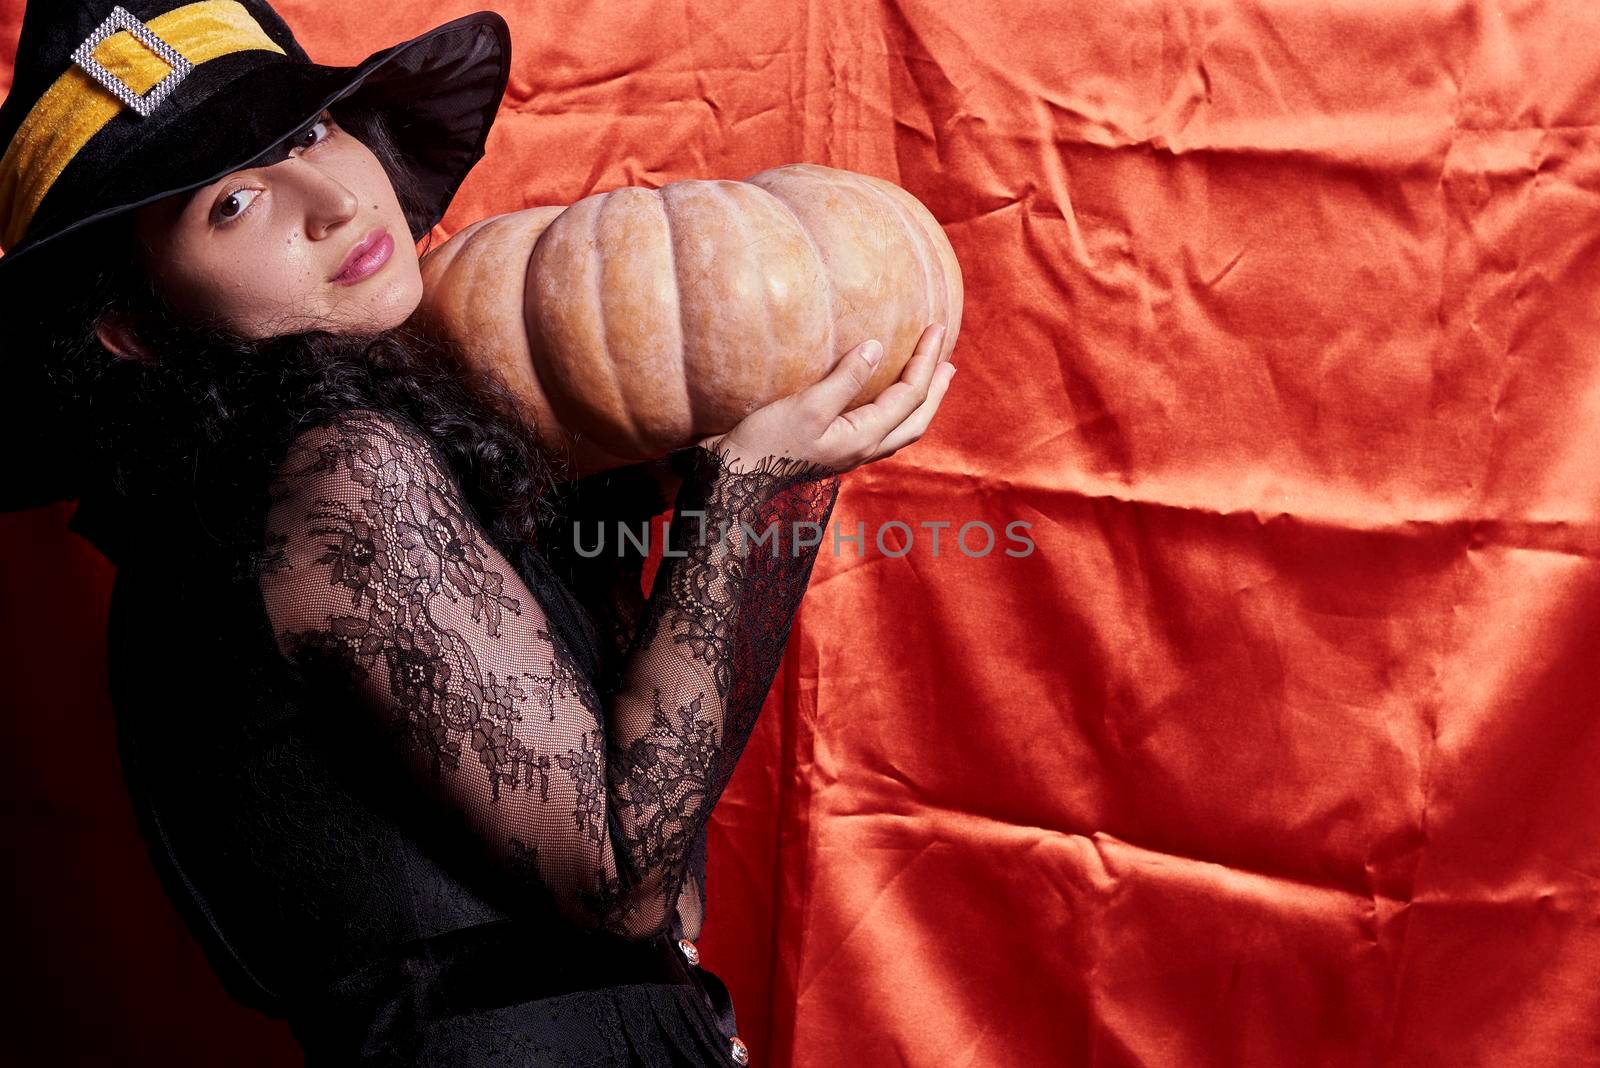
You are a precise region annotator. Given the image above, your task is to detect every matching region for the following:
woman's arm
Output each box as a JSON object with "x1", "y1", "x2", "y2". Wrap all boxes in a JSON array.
[
  {"x1": 258, "y1": 409, "x2": 837, "y2": 939},
  {"x1": 257, "y1": 322, "x2": 953, "y2": 941}
]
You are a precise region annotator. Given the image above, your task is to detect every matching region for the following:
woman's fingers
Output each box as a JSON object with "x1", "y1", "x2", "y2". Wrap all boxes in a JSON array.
[
  {"x1": 822, "y1": 323, "x2": 947, "y2": 451},
  {"x1": 722, "y1": 323, "x2": 953, "y2": 475},
  {"x1": 878, "y1": 360, "x2": 956, "y2": 456},
  {"x1": 795, "y1": 338, "x2": 887, "y2": 424}
]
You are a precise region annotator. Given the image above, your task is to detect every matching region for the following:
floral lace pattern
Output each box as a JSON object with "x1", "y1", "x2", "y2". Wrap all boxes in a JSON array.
[{"x1": 257, "y1": 409, "x2": 839, "y2": 941}]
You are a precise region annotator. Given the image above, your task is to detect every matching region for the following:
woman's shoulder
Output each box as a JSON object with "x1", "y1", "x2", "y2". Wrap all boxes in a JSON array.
[
  {"x1": 259, "y1": 406, "x2": 490, "y2": 587},
  {"x1": 272, "y1": 407, "x2": 454, "y2": 497}
]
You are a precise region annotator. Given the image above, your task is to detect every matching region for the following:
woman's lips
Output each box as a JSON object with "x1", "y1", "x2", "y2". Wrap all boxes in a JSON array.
[{"x1": 331, "y1": 226, "x2": 394, "y2": 285}]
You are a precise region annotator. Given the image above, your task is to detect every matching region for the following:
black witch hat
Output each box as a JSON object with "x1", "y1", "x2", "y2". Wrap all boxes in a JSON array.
[
  {"x1": 0, "y1": 0, "x2": 511, "y2": 513},
  {"x1": 0, "y1": 0, "x2": 510, "y2": 269}
]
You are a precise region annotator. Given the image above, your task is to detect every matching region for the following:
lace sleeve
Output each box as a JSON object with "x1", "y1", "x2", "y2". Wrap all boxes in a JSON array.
[{"x1": 256, "y1": 409, "x2": 840, "y2": 941}]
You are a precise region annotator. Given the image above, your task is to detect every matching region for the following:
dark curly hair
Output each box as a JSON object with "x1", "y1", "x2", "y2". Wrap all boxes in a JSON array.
[{"x1": 4, "y1": 102, "x2": 670, "y2": 690}]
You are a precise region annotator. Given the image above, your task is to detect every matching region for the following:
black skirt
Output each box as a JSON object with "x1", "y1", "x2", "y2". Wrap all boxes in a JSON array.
[{"x1": 289, "y1": 919, "x2": 745, "y2": 1066}]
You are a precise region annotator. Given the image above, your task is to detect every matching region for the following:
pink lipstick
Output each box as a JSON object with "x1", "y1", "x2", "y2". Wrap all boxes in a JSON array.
[{"x1": 331, "y1": 226, "x2": 394, "y2": 285}]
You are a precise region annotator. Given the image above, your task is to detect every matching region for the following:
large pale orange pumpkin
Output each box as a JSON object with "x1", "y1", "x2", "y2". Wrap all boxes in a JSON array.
[{"x1": 417, "y1": 164, "x2": 963, "y2": 476}]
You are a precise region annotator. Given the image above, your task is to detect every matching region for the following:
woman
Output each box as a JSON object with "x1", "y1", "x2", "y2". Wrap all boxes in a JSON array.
[{"x1": 0, "y1": 1, "x2": 955, "y2": 1065}]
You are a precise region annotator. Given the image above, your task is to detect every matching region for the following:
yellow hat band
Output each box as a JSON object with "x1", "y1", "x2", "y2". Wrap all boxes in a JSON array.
[{"x1": 0, "y1": 1, "x2": 287, "y2": 251}]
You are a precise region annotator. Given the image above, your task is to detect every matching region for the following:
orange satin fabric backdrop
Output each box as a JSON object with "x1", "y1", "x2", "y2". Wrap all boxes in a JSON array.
[{"x1": 5, "y1": 1, "x2": 1600, "y2": 1065}]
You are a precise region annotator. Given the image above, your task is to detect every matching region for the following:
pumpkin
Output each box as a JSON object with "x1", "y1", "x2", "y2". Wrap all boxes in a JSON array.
[{"x1": 418, "y1": 163, "x2": 963, "y2": 476}]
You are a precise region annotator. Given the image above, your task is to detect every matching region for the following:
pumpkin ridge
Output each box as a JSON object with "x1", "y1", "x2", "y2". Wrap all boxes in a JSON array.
[
  {"x1": 845, "y1": 170, "x2": 940, "y2": 345},
  {"x1": 751, "y1": 169, "x2": 837, "y2": 378},
  {"x1": 517, "y1": 209, "x2": 585, "y2": 457},
  {"x1": 708, "y1": 179, "x2": 780, "y2": 397},
  {"x1": 652, "y1": 184, "x2": 693, "y2": 447},
  {"x1": 589, "y1": 193, "x2": 631, "y2": 455},
  {"x1": 863, "y1": 171, "x2": 963, "y2": 355}
]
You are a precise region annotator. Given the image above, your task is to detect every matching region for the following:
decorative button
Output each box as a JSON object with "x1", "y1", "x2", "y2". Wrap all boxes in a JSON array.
[
  {"x1": 729, "y1": 1034, "x2": 750, "y2": 1065},
  {"x1": 71, "y1": 6, "x2": 195, "y2": 119},
  {"x1": 677, "y1": 937, "x2": 700, "y2": 966}
]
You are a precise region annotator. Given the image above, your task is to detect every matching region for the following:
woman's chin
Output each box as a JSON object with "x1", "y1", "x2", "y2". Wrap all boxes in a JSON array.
[
  {"x1": 222, "y1": 268, "x2": 425, "y2": 339},
  {"x1": 325, "y1": 276, "x2": 425, "y2": 336}
]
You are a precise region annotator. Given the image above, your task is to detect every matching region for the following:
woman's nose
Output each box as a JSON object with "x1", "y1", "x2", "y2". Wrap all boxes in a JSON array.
[{"x1": 280, "y1": 157, "x2": 360, "y2": 240}]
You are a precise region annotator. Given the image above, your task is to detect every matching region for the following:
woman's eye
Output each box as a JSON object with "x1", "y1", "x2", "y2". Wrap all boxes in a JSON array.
[
  {"x1": 214, "y1": 186, "x2": 261, "y2": 223},
  {"x1": 293, "y1": 119, "x2": 331, "y2": 152}
]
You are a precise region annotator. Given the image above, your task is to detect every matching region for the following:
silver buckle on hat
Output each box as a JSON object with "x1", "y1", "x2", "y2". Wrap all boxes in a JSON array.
[{"x1": 70, "y1": 6, "x2": 194, "y2": 119}]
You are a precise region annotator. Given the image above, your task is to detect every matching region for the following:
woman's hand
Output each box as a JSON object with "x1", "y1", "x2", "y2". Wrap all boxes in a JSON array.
[{"x1": 697, "y1": 323, "x2": 956, "y2": 475}]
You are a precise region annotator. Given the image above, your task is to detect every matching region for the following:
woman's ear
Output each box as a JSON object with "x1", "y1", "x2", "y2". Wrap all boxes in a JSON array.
[{"x1": 95, "y1": 312, "x2": 152, "y2": 363}]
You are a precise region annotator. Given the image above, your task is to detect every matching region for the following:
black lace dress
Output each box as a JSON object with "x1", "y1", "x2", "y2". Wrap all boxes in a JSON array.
[{"x1": 81, "y1": 408, "x2": 839, "y2": 1067}]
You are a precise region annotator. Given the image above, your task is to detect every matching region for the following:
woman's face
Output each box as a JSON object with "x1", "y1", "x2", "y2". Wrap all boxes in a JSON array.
[{"x1": 132, "y1": 111, "x2": 424, "y2": 341}]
